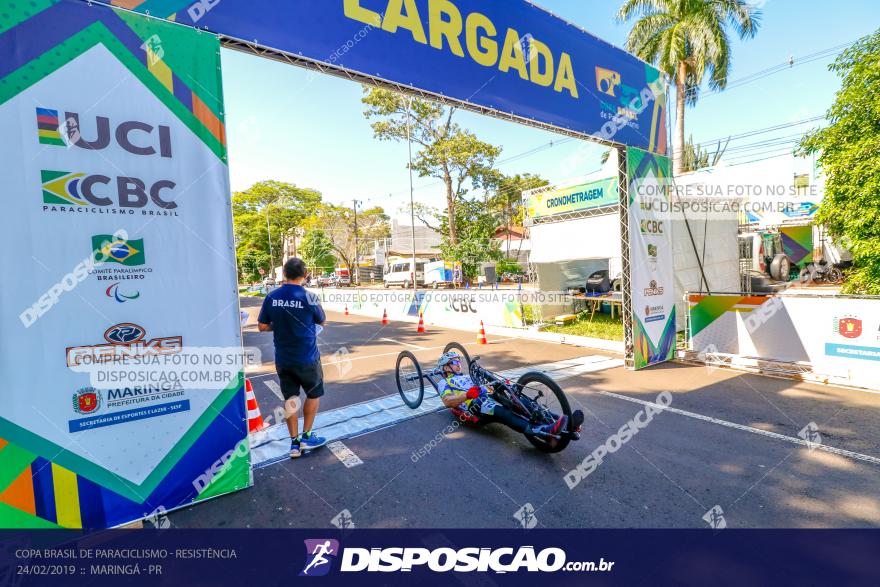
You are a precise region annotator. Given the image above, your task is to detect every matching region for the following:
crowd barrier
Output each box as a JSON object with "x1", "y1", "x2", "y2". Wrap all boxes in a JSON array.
[
  {"x1": 688, "y1": 292, "x2": 880, "y2": 391},
  {"x1": 309, "y1": 288, "x2": 526, "y2": 331}
]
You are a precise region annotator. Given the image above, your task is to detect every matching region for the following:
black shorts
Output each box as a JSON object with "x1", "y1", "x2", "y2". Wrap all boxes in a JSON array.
[{"x1": 276, "y1": 360, "x2": 324, "y2": 400}]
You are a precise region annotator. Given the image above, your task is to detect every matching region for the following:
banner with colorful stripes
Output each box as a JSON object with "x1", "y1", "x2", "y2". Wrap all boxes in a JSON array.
[
  {"x1": 626, "y1": 148, "x2": 676, "y2": 369},
  {"x1": 0, "y1": 0, "x2": 248, "y2": 529}
]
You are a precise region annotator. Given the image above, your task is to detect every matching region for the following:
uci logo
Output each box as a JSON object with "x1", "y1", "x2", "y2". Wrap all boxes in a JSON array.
[
  {"x1": 450, "y1": 295, "x2": 477, "y2": 313},
  {"x1": 104, "y1": 323, "x2": 146, "y2": 344},
  {"x1": 640, "y1": 219, "x2": 664, "y2": 235},
  {"x1": 37, "y1": 108, "x2": 172, "y2": 158}
]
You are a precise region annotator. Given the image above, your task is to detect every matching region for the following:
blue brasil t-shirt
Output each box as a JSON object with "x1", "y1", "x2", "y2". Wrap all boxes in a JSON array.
[{"x1": 258, "y1": 284, "x2": 326, "y2": 367}]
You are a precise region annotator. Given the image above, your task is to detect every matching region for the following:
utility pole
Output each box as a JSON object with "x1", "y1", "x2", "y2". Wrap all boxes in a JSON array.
[
  {"x1": 352, "y1": 199, "x2": 361, "y2": 285},
  {"x1": 406, "y1": 97, "x2": 417, "y2": 293},
  {"x1": 265, "y1": 205, "x2": 274, "y2": 282}
]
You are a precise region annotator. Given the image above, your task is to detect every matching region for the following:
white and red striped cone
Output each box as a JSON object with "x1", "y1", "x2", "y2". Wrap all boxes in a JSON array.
[
  {"x1": 244, "y1": 378, "x2": 264, "y2": 433},
  {"x1": 382, "y1": 309, "x2": 389, "y2": 325},
  {"x1": 417, "y1": 312, "x2": 425, "y2": 333},
  {"x1": 344, "y1": 305, "x2": 349, "y2": 315},
  {"x1": 477, "y1": 320, "x2": 488, "y2": 345}
]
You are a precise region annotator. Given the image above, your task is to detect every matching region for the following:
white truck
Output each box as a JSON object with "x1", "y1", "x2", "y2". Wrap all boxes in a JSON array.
[{"x1": 423, "y1": 260, "x2": 460, "y2": 288}]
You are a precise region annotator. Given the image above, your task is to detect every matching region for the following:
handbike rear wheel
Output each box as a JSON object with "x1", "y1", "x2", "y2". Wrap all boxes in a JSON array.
[
  {"x1": 517, "y1": 371, "x2": 573, "y2": 453},
  {"x1": 396, "y1": 351, "x2": 424, "y2": 409}
]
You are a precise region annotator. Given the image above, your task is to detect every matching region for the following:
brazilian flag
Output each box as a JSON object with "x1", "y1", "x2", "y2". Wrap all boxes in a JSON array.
[{"x1": 92, "y1": 235, "x2": 146, "y2": 266}]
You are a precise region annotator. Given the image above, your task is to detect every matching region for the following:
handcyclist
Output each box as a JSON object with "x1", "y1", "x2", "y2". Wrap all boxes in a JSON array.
[{"x1": 436, "y1": 352, "x2": 584, "y2": 442}]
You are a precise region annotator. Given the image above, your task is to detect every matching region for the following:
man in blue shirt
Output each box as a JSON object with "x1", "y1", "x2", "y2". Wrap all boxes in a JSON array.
[{"x1": 258, "y1": 258, "x2": 327, "y2": 458}]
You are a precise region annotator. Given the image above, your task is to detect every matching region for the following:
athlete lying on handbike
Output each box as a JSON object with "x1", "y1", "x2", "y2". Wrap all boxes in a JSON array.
[{"x1": 435, "y1": 351, "x2": 584, "y2": 444}]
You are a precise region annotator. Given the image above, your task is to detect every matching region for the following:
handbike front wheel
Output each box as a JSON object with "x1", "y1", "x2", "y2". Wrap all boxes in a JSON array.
[
  {"x1": 517, "y1": 371, "x2": 573, "y2": 453},
  {"x1": 396, "y1": 351, "x2": 425, "y2": 409}
]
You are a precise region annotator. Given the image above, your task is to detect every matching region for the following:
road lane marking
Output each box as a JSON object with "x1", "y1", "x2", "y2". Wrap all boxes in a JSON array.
[
  {"x1": 327, "y1": 441, "x2": 364, "y2": 468},
  {"x1": 598, "y1": 390, "x2": 880, "y2": 466},
  {"x1": 380, "y1": 337, "x2": 428, "y2": 350},
  {"x1": 264, "y1": 380, "x2": 284, "y2": 401}
]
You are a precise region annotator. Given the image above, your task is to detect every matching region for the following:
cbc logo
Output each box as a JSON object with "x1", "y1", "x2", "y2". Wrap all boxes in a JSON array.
[
  {"x1": 450, "y1": 296, "x2": 477, "y2": 313},
  {"x1": 640, "y1": 219, "x2": 664, "y2": 235},
  {"x1": 595, "y1": 66, "x2": 621, "y2": 97}
]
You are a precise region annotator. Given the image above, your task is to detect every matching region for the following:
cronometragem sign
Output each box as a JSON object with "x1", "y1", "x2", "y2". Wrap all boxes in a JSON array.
[
  {"x1": 526, "y1": 177, "x2": 619, "y2": 219},
  {"x1": 90, "y1": 0, "x2": 668, "y2": 153},
  {"x1": 0, "y1": 0, "x2": 248, "y2": 528}
]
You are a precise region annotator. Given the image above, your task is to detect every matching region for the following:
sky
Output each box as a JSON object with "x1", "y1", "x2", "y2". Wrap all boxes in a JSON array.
[{"x1": 219, "y1": 0, "x2": 880, "y2": 220}]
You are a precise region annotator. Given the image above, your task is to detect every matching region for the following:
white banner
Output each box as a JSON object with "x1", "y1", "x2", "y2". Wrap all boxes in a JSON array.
[
  {"x1": 688, "y1": 294, "x2": 880, "y2": 391},
  {"x1": 627, "y1": 148, "x2": 676, "y2": 369},
  {"x1": 311, "y1": 288, "x2": 525, "y2": 330},
  {"x1": 0, "y1": 3, "x2": 246, "y2": 529}
]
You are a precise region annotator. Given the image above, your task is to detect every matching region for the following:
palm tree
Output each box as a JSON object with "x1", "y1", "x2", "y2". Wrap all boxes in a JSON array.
[{"x1": 617, "y1": 0, "x2": 761, "y2": 175}]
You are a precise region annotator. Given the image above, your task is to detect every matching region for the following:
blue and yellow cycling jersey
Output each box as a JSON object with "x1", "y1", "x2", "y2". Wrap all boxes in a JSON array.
[{"x1": 437, "y1": 374, "x2": 477, "y2": 409}]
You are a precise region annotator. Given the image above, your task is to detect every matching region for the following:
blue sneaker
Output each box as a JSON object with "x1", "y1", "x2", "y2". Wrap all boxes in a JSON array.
[
  {"x1": 300, "y1": 431, "x2": 327, "y2": 451},
  {"x1": 289, "y1": 439, "x2": 302, "y2": 459}
]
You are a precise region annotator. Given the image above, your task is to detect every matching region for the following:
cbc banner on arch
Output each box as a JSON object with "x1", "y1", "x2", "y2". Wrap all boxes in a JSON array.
[
  {"x1": 626, "y1": 148, "x2": 676, "y2": 369},
  {"x1": 0, "y1": 1, "x2": 249, "y2": 528}
]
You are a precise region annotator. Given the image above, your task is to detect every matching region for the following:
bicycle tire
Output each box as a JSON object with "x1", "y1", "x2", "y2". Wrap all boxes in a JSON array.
[
  {"x1": 517, "y1": 371, "x2": 573, "y2": 453},
  {"x1": 396, "y1": 351, "x2": 424, "y2": 409}
]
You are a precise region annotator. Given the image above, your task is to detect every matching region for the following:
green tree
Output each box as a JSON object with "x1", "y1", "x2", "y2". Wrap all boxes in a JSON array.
[
  {"x1": 362, "y1": 88, "x2": 501, "y2": 244},
  {"x1": 237, "y1": 250, "x2": 271, "y2": 284},
  {"x1": 681, "y1": 134, "x2": 729, "y2": 172},
  {"x1": 437, "y1": 198, "x2": 502, "y2": 280},
  {"x1": 486, "y1": 173, "x2": 548, "y2": 257},
  {"x1": 299, "y1": 229, "x2": 338, "y2": 275},
  {"x1": 304, "y1": 203, "x2": 390, "y2": 272},
  {"x1": 617, "y1": 0, "x2": 761, "y2": 175},
  {"x1": 233, "y1": 180, "x2": 321, "y2": 271},
  {"x1": 797, "y1": 30, "x2": 880, "y2": 294}
]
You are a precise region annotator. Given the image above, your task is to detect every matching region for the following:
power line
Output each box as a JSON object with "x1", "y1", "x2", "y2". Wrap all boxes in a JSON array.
[
  {"x1": 698, "y1": 40, "x2": 855, "y2": 99},
  {"x1": 360, "y1": 41, "x2": 847, "y2": 206},
  {"x1": 726, "y1": 151, "x2": 795, "y2": 167},
  {"x1": 692, "y1": 115, "x2": 824, "y2": 149}
]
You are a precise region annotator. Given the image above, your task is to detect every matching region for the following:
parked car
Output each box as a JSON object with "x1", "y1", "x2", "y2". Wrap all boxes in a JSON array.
[
  {"x1": 334, "y1": 267, "x2": 351, "y2": 287},
  {"x1": 316, "y1": 273, "x2": 334, "y2": 287},
  {"x1": 383, "y1": 260, "x2": 425, "y2": 288}
]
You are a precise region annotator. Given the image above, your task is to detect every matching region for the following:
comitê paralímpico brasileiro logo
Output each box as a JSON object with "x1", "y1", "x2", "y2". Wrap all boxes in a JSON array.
[{"x1": 92, "y1": 234, "x2": 146, "y2": 266}]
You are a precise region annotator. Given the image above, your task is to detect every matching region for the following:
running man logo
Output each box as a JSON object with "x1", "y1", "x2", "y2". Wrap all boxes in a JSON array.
[
  {"x1": 300, "y1": 539, "x2": 340, "y2": 577},
  {"x1": 595, "y1": 67, "x2": 621, "y2": 97},
  {"x1": 92, "y1": 235, "x2": 146, "y2": 266}
]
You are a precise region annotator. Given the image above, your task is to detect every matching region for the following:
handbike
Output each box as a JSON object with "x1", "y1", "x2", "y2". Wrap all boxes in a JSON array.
[{"x1": 394, "y1": 342, "x2": 580, "y2": 453}]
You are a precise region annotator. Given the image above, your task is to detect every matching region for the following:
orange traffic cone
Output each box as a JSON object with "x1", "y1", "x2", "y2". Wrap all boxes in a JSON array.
[
  {"x1": 244, "y1": 378, "x2": 264, "y2": 433},
  {"x1": 344, "y1": 305, "x2": 349, "y2": 315},
  {"x1": 477, "y1": 320, "x2": 488, "y2": 345},
  {"x1": 417, "y1": 312, "x2": 425, "y2": 333},
  {"x1": 382, "y1": 309, "x2": 389, "y2": 325}
]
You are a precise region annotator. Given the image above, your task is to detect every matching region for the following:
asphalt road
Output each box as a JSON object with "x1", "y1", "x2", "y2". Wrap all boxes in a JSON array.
[{"x1": 169, "y1": 300, "x2": 880, "y2": 529}]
